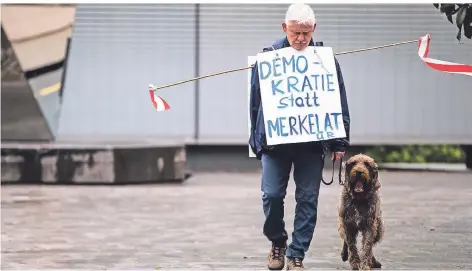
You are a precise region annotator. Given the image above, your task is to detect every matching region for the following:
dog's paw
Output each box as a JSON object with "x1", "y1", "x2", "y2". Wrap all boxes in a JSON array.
[
  {"x1": 371, "y1": 259, "x2": 382, "y2": 269},
  {"x1": 360, "y1": 260, "x2": 372, "y2": 270},
  {"x1": 349, "y1": 260, "x2": 360, "y2": 270},
  {"x1": 349, "y1": 263, "x2": 360, "y2": 270}
]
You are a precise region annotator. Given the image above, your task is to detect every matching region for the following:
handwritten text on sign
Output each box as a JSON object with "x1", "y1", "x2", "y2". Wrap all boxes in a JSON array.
[{"x1": 256, "y1": 46, "x2": 346, "y2": 145}]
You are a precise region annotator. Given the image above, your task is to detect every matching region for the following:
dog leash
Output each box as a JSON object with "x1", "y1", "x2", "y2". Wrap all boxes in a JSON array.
[{"x1": 321, "y1": 154, "x2": 344, "y2": 186}]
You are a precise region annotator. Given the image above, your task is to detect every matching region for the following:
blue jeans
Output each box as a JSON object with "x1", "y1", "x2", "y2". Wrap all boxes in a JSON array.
[{"x1": 261, "y1": 149, "x2": 324, "y2": 259}]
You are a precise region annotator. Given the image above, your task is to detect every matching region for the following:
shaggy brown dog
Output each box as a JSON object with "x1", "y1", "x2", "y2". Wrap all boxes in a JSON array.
[{"x1": 337, "y1": 154, "x2": 384, "y2": 270}]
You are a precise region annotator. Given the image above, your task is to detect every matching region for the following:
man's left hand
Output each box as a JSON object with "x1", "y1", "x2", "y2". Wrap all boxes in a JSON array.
[{"x1": 331, "y1": 152, "x2": 345, "y2": 161}]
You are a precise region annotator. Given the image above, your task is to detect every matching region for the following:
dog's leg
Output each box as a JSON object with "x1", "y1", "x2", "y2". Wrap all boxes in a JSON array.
[
  {"x1": 370, "y1": 218, "x2": 384, "y2": 269},
  {"x1": 373, "y1": 215, "x2": 384, "y2": 244},
  {"x1": 339, "y1": 203, "x2": 360, "y2": 269},
  {"x1": 338, "y1": 204, "x2": 349, "y2": 263},
  {"x1": 341, "y1": 241, "x2": 349, "y2": 262},
  {"x1": 360, "y1": 221, "x2": 379, "y2": 271},
  {"x1": 338, "y1": 220, "x2": 350, "y2": 262},
  {"x1": 360, "y1": 231, "x2": 373, "y2": 270},
  {"x1": 368, "y1": 240, "x2": 382, "y2": 269},
  {"x1": 343, "y1": 227, "x2": 360, "y2": 270}
]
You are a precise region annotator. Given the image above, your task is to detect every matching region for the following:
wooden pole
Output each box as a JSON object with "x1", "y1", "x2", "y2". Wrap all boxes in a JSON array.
[{"x1": 151, "y1": 39, "x2": 417, "y2": 91}]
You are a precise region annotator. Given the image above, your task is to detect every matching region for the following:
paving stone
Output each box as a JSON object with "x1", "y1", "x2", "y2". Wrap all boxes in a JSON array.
[{"x1": 1, "y1": 171, "x2": 471, "y2": 269}]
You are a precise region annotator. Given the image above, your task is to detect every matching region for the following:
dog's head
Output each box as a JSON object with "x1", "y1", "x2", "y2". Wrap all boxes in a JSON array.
[{"x1": 343, "y1": 154, "x2": 381, "y2": 198}]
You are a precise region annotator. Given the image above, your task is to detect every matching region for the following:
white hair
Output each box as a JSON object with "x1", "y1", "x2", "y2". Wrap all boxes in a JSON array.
[{"x1": 284, "y1": 3, "x2": 316, "y2": 26}]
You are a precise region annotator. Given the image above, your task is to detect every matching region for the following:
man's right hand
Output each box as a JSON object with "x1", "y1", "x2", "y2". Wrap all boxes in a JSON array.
[{"x1": 331, "y1": 152, "x2": 345, "y2": 161}]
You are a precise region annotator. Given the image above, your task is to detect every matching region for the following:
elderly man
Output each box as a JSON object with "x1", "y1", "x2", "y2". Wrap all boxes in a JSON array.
[{"x1": 249, "y1": 3, "x2": 351, "y2": 270}]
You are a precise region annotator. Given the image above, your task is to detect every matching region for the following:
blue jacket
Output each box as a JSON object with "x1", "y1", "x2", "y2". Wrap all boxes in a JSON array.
[{"x1": 249, "y1": 37, "x2": 351, "y2": 160}]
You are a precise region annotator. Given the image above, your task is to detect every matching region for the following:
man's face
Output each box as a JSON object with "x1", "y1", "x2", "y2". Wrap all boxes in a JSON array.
[{"x1": 282, "y1": 20, "x2": 315, "y2": 51}]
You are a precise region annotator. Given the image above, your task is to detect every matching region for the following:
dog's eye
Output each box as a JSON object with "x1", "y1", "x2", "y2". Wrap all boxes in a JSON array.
[{"x1": 345, "y1": 162, "x2": 355, "y2": 171}]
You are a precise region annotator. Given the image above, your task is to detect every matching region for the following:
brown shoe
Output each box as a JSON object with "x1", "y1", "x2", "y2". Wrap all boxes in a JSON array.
[
  {"x1": 267, "y1": 242, "x2": 286, "y2": 270},
  {"x1": 286, "y1": 257, "x2": 305, "y2": 270}
]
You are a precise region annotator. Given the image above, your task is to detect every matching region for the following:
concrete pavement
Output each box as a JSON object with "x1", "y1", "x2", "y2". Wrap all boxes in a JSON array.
[
  {"x1": 379, "y1": 162, "x2": 469, "y2": 173},
  {"x1": 2, "y1": 170, "x2": 472, "y2": 270}
]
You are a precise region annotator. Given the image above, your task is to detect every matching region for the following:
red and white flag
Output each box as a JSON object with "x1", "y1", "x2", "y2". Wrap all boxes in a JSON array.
[
  {"x1": 148, "y1": 84, "x2": 170, "y2": 112},
  {"x1": 418, "y1": 34, "x2": 472, "y2": 76}
]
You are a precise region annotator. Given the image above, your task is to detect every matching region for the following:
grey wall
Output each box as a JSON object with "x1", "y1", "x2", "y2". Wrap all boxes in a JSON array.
[
  {"x1": 58, "y1": 4, "x2": 472, "y2": 145},
  {"x1": 58, "y1": 4, "x2": 197, "y2": 142}
]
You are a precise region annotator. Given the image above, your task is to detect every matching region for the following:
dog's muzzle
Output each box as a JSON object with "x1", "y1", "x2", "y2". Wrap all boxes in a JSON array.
[
  {"x1": 350, "y1": 170, "x2": 368, "y2": 193},
  {"x1": 354, "y1": 180, "x2": 365, "y2": 193}
]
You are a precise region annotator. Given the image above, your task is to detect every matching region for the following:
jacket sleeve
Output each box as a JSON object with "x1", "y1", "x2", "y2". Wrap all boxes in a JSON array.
[
  {"x1": 330, "y1": 57, "x2": 351, "y2": 153},
  {"x1": 248, "y1": 61, "x2": 261, "y2": 154}
]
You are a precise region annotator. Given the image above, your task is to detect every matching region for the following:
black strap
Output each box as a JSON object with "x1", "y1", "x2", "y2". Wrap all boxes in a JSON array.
[
  {"x1": 321, "y1": 154, "x2": 344, "y2": 186},
  {"x1": 337, "y1": 157, "x2": 344, "y2": 185}
]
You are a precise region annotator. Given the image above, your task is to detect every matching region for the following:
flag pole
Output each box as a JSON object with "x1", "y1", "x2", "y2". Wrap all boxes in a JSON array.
[{"x1": 150, "y1": 39, "x2": 418, "y2": 91}]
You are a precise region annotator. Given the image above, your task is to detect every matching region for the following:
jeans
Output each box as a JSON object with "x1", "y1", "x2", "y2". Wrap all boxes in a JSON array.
[{"x1": 261, "y1": 148, "x2": 324, "y2": 259}]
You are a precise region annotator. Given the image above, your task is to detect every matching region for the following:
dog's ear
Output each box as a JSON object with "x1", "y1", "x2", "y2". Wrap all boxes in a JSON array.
[
  {"x1": 372, "y1": 162, "x2": 379, "y2": 180},
  {"x1": 374, "y1": 179, "x2": 381, "y2": 190},
  {"x1": 345, "y1": 159, "x2": 355, "y2": 174},
  {"x1": 373, "y1": 162, "x2": 381, "y2": 190},
  {"x1": 341, "y1": 161, "x2": 350, "y2": 184}
]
